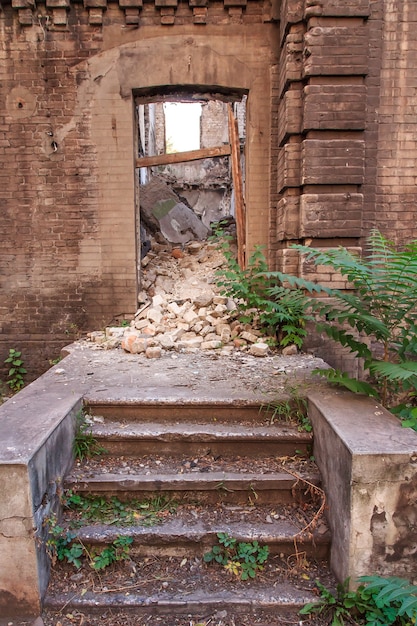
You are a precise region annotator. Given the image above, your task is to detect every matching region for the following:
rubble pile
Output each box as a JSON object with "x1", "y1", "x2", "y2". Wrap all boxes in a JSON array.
[{"x1": 87, "y1": 239, "x2": 281, "y2": 359}]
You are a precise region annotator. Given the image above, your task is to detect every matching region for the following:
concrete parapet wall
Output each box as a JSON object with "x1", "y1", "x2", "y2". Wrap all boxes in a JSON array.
[
  {"x1": 308, "y1": 390, "x2": 417, "y2": 585},
  {"x1": 0, "y1": 369, "x2": 83, "y2": 617}
]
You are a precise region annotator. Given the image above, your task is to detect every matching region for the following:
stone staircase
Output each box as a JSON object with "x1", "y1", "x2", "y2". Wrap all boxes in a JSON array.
[{"x1": 43, "y1": 396, "x2": 334, "y2": 624}]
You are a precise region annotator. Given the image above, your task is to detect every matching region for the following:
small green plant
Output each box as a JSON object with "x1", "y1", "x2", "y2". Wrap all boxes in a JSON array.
[
  {"x1": 46, "y1": 513, "x2": 133, "y2": 570},
  {"x1": 73, "y1": 410, "x2": 106, "y2": 461},
  {"x1": 64, "y1": 491, "x2": 176, "y2": 526},
  {"x1": 203, "y1": 532, "x2": 269, "y2": 580},
  {"x1": 46, "y1": 514, "x2": 82, "y2": 568},
  {"x1": 4, "y1": 348, "x2": 26, "y2": 392},
  {"x1": 89, "y1": 536, "x2": 133, "y2": 570},
  {"x1": 300, "y1": 576, "x2": 417, "y2": 626},
  {"x1": 214, "y1": 234, "x2": 311, "y2": 348}
]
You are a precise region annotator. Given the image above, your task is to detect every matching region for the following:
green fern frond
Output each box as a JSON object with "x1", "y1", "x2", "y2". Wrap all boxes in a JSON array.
[
  {"x1": 369, "y1": 360, "x2": 417, "y2": 382},
  {"x1": 263, "y1": 271, "x2": 331, "y2": 296},
  {"x1": 358, "y1": 575, "x2": 417, "y2": 619},
  {"x1": 313, "y1": 368, "x2": 380, "y2": 398},
  {"x1": 316, "y1": 325, "x2": 372, "y2": 360}
]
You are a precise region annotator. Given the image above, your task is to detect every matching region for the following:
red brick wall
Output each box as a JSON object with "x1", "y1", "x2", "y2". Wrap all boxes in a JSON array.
[
  {"x1": 1, "y1": 0, "x2": 417, "y2": 378},
  {"x1": 0, "y1": 0, "x2": 278, "y2": 377}
]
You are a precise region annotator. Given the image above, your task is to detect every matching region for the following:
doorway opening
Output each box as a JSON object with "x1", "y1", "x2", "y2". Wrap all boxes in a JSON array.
[{"x1": 134, "y1": 88, "x2": 247, "y2": 303}]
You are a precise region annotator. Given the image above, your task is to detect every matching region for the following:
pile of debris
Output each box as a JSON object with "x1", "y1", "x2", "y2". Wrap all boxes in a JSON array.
[{"x1": 87, "y1": 239, "x2": 288, "y2": 359}]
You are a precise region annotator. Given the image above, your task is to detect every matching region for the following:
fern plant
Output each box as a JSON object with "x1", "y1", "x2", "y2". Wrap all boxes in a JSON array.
[
  {"x1": 265, "y1": 231, "x2": 417, "y2": 421},
  {"x1": 300, "y1": 576, "x2": 417, "y2": 625},
  {"x1": 215, "y1": 236, "x2": 311, "y2": 348}
]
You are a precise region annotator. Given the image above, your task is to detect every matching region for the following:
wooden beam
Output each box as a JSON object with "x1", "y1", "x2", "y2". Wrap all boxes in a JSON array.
[
  {"x1": 228, "y1": 104, "x2": 246, "y2": 269},
  {"x1": 135, "y1": 144, "x2": 231, "y2": 168}
]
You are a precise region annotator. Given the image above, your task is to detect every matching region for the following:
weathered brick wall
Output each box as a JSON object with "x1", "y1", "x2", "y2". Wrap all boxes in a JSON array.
[
  {"x1": 1, "y1": 0, "x2": 417, "y2": 378},
  {"x1": 369, "y1": 0, "x2": 417, "y2": 243},
  {"x1": 273, "y1": 0, "x2": 417, "y2": 371},
  {"x1": 0, "y1": 0, "x2": 278, "y2": 378}
]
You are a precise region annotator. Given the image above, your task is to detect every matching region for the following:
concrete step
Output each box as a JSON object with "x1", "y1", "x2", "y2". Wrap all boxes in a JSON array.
[
  {"x1": 87, "y1": 420, "x2": 312, "y2": 457},
  {"x1": 84, "y1": 396, "x2": 295, "y2": 425},
  {"x1": 47, "y1": 392, "x2": 331, "y2": 622},
  {"x1": 65, "y1": 469, "x2": 321, "y2": 504},
  {"x1": 68, "y1": 516, "x2": 331, "y2": 558},
  {"x1": 44, "y1": 581, "x2": 317, "y2": 617},
  {"x1": 43, "y1": 585, "x2": 318, "y2": 615}
]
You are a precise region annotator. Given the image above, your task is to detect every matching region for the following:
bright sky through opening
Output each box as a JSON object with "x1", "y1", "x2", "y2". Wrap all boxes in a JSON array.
[{"x1": 164, "y1": 102, "x2": 202, "y2": 153}]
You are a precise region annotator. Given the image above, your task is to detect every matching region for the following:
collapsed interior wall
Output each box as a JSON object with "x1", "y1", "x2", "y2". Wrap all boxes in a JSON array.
[{"x1": 137, "y1": 97, "x2": 246, "y2": 233}]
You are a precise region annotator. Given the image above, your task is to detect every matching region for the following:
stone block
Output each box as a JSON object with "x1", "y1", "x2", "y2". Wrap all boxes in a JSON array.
[
  {"x1": 276, "y1": 193, "x2": 300, "y2": 240},
  {"x1": 278, "y1": 86, "x2": 303, "y2": 145},
  {"x1": 147, "y1": 308, "x2": 163, "y2": 324},
  {"x1": 52, "y1": 8, "x2": 68, "y2": 24},
  {"x1": 192, "y1": 7, "x2": 207, "y2": 22},
  {"x1": 302, "y1": 139, "x2": 365, "y2": 185},
  {"x1": 300, "y1": 193, "x2": 363, "y2": 238},
  {"x1": 201, "y1": 339, "x2": 222, "y2": 350},
  {"x1": 45, "y1": 0, "x2": 69, "y2": 7},
  {"x1": 303, "y1": 84, "x2": 366, "y2": 131},
  {"x1": 124, "y1": 8, "x2": 140, "y2": 23},
  {"x1": 17, "y1": 8, "x2": 33, "y2": 24},
  {"x1": 88, "y1": 7, "x2": 104, "y2": 23},
  {"x1": 183, "y1": 308, "x2": 198, "y2": 324},
  {"x1": 249, "y1": 342, "x2": 269, "y2": 357},
  {"x1": 278, "y1": 31, "x2": 304, "y2": 96},
  {"x1": 118, "y1": 0, "x2": 143, "y2": 6},
  {"x1": 145, "y1": 346, "x2": 162, "y2": 358},
  {"x1": 240, "y1": 331, "x2": 258, "y2": 343},
  {"x1": 304, "y1": 0, "x2": 370, "y2": 18},
  {"x1": 277, "y1": 143, "x2": 302, "y2": 192},
  {"x1": 279, "y1": 0, "x2": 304, "y2": 44},
  {"x1": 140, "y1": 177, "x2": 209, "y2": 245},
  {"x1": 304, "y1": 24, "x2": 368, "y2": 77}
]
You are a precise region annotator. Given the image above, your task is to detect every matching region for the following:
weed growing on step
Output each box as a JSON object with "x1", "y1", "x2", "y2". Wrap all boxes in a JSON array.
[
  {"x1": 204, "y1": 532, "x2": 269, "y2": 580},
  {"x1": 265, "y1": 397, "x2": 311, "y2": 432},
  {"x1": 212, "y1": 232, "x2": 311, "y2": 349},
  {"x1": 262, "y1": 387, "x2": 311, "y2": 432},
  {"x1": 300, "y1": 576, "x2": 417, "y2": 625},
  {"x1": 4, "y1": 348, "x2": 26, "y2": 392},
  {"x1": 64, "y1": 491, "x2": 177, "y2": 527},
  {"x1": 73, "y1": 410, "x2": 106, "y2": 461},
  {"x1": 88, "y1": 536, "x2": 133, "y2": 570},
  {"x1": 46, "y1": 513, "x2": 133, "y2": 570}
]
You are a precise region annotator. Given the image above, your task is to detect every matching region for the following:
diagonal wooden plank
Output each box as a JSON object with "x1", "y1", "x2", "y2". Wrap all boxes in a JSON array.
[{"x1": 135, "y1": 144, "x2": 231, "y2": 168}]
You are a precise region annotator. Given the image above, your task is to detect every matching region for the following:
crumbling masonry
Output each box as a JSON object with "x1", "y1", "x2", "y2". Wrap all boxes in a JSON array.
[{"x1": 1, "y1": 0, "x2": 417, "y2": 375}]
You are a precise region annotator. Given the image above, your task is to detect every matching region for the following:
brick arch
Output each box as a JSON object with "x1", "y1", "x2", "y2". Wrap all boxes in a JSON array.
[{"x1": 71, "y1": 31, "x2": 278, "y2": 318}]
